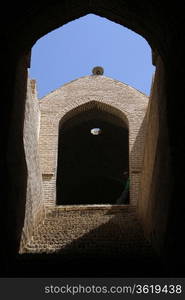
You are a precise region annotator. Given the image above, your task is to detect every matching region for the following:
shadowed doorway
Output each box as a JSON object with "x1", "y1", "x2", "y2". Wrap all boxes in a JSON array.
[{"x1": 56, "y1": 108, "x2": 129, "y2": 205}]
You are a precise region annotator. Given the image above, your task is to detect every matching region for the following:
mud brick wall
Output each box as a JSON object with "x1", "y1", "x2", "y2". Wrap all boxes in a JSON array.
[
  {"x1": 39, "y1": 75, "x2": 149, "y2": 206},
  {"x1": 20, "y1": 79, "x2": 45, "y2": 251}
]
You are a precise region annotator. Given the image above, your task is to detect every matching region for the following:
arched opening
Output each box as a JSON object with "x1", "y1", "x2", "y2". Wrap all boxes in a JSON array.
[
  {"x1": 3, "y1": 1, "x2": 181, "y2": 277},
  {"x1": 57, "y1": 107, "x2": 129, "y2": 205},
  {"x1": 30, "y1": 14, "x2": 154, "y2": 98}
]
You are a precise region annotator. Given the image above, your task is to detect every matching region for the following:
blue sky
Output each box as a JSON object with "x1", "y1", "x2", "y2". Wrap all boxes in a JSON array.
[{"x1": 29, "y1": 14, "x2": 155, "y2": 99}]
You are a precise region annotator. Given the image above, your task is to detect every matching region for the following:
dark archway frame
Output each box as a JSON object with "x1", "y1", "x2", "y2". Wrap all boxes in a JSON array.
[
  {"x1": 3, "y1": 1, "x2": 183, "y2": 275},
  {"x1": 10, "y1": 5, "x2": 165, "y2": 248},
  {"x1": 56, "y1": 107, "x2": 129, "y2": 205}
]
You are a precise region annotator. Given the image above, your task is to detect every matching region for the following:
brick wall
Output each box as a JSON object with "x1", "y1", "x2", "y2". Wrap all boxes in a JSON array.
[
  {"x1": 138, "y1": 55, "x2": 172, "y2": 254},
  {"x1": 20, "y1": 79, "x2": 45, "y2": 251},
  {"x1": 39, "y1": 75, "x2": 148, "y2": 206}
]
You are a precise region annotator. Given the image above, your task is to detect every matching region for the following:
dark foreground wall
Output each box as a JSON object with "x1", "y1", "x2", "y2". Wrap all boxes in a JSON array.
[
  {"x1": 0, "y1": 0, "x2": 185, "y2": 276},
  {"x1": 138, "y1": 56, "x2": 172, "y2": 255},
  {"x1": 139, "y1": 53, "x2": 185, "y2": 274}
]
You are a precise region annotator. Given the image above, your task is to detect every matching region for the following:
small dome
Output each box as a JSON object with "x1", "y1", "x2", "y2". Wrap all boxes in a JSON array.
[{"x1": 92, "y1": 66, "x2": 104, "y2": 75}]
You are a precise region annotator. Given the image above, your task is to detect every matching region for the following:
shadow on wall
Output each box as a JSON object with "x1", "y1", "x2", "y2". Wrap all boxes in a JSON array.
[
  {"x1": 138, "y1": 56, "x2": 172, "y2": 263},
  {"x1": 130, "y1": 112, "x2": 148, "y2": 205}
]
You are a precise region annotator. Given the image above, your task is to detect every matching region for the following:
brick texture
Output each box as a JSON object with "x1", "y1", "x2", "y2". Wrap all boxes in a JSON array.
[
  {"x1": 39, "y1": 75, "x2": 148, "y2": 206},
  {"x1": 138, "y1": 56, "x2": 172, "y2": 253},
  {"x1": 23, "y1": 205, "x2": 156, "y2": 260},
  {"x1": 20, "y1": 79, "x2": 45, "y2": 251}
]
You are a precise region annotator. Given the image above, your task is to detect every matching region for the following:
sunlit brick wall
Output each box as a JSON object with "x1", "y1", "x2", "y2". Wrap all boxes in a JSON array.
[{"x1": 39, "y1": 75, "x2": 148, "y2": 206}]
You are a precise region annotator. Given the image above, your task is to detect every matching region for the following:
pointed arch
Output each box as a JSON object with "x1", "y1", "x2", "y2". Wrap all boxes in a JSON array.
[
  {"x1": 57, "y1": 101, "x2": 129, "y2": 205},
  {"x1": 16, "y1": 3, "x2": 165, "y2": 62},
  {"x1": 59, "y1": 100, "x2": 129, "y2": 130}
]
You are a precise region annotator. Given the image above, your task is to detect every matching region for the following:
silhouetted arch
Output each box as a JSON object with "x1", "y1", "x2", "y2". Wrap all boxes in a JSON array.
[
  {"x1": 3, "y1": 0, "x2": 181, "y2": 276},
  {"x1": 15, "y1": 4, "x2": 167, "y2": 63}
]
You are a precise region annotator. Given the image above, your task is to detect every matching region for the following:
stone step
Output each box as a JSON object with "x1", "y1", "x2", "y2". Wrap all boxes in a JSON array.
[{"x1": 45, "y1": 204, "x2": 136, "y2": 214}]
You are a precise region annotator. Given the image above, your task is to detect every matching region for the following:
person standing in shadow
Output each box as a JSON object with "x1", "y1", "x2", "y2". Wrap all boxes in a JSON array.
[{"x1": 116, "y1": 171, "x2": 130, "y2": 204}]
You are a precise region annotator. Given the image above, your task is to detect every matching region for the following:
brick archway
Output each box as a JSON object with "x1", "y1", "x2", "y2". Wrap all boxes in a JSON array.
[
  {"x1": 39, "y1": 77, "x2": 148, "y2": 207},
  {"x1": 56, "y1": 105, "x2": 129, "y2": 205}
]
